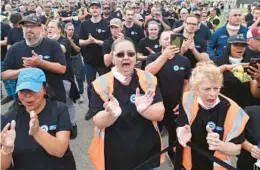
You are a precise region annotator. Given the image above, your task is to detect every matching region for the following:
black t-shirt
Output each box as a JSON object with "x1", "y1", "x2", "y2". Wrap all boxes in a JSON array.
[
  {"x1": 102, "y1": 14, "x2": 113, "y2": 22},
  {"x1": 247, "y1": 20, "x2": 260, "y2": 27},
  {"x1": 7, "y1": 27, "x2": 24, "y2": 45},
  {"x1": 172, "y1": 20, "x2": 184, "y2": 29},
  {"x1": 60, "y1": 10, "x2": 73, "y2": 24},
  {"x1": 146, "y1": 52, "x2": 191, "y2": 110},
  {"x1": 57, "y1": 36, "x2": 73, "y2": 79},
  {"x1": 1, "y1": 100, "x2": 76, "y2": 170},
  {"x1": 237, "y1": 106, "x2": 260, "y2": 170},
  {"x1": 143, "y1": 9, "x2": 151, "y2": 16},
  {"x1": 245, "y1": 47, "x2": 260, "y2": 59},
  {"x1": 23, "y1": 10, "x2": 36, "y2": 16},
  {"x1": 110, "y1": 10, "x2": 123, "y2": 20},
  {"x1": 79, "y1": 18, "x2": 110, "y2": 66},
  {"x1": 137, "y1": 37, "x2": 161, "y2": 57},
  {"x1": 1, "y1": 22, "x2": 10, "y2": 61},
  {"x1": 245, "y1": 13, "x2": 254, "y2": 25},
  {"x1": 2, "y1": 38, "x2": 67, "y2": 103},
  {"x1": 176, "y1": 96, "x2": 245, "y2": 170},
  {"x1": 205, "y1": 21, "x2": 214, "y2": 30},
  {"x1": 124, "y1": 24, "x2": 145, "y2": 47},
  {"x1": 195, "y1": 24, "x2": 211, "y2": 41},
  {"x1": 165, "y1": 11, "x2": 179, "y2": 27},
  {"x1": 88, "y1": 70, "x2": 162, "y2": 170},
  {"x1": 70, "y1": 34, "x2": 80, "y2": 56},
  {"x1": 182, "y1": 35, "x2": 207, "y2": 68}
]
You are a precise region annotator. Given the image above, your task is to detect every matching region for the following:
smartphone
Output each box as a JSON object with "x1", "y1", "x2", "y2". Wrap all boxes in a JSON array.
[
  {"x1": 249, "y1": 58, "x2": 260, "y2": 69},
  {"x1": 170, "y1": 33, "x2": 184, "y2": 49}
]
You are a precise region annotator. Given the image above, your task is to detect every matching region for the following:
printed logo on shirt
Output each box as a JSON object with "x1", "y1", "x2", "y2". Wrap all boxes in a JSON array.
[
  {"x1": 220, "y1": 35, "x2": 227, "y2": 39},
  {"x1": 41, "y1": 125, "x2": 49, "y2": 132},
  {"x1": 131, "y1": 31, "x2": 137, "y2": 35},
  {"x1": 174, "y1": 65, "x2": 185, "y2": 71},
  {"x1": 130, "y1": 93, "x2": 144, "y2": 104},
  {"x1": 97, "y1": 29, "x2": 102, "y2": 33},
  {"x1": 207, "y1": 121, "x2": 216, "y2": 131},
  {"x1": 117, "y1": 13, "x2": 120, "y2": 17},
  {"x1": 49, "y1": 125, "x2": 57, "y2": 130},
  {"x1": 216, "y1": 126, "x2": 223, "y2": 132},
  {"x1": 195, "y1": 45, "x2": 201, "y2": 48},
  {"x1": 154, "y1": 44, "x2": 159, "y2": 49},
  {"x1": 43, "y1": 55, "x2": 51, "y2": 59},
  {"x1": 130, "y1": 94, "x2": 136, "y2": 103}
]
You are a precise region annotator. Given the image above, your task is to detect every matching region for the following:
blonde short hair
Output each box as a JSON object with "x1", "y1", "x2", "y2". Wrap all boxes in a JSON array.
[{"x1": 189, "y1": 61, "x2": 223, "y2": 90}]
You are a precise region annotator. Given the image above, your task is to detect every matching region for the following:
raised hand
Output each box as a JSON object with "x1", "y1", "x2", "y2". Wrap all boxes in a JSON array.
[
  {"x1": 22, "y1": 50, "x2": 41, "y2": 67},
  {"x1": 162, "y1": 45, "x2": 180, "y2": 60},
  {"x1": 135, "y1": 88, "x2": 155, "y2": 114},
  {"x1": 206, "y1": 125, "x2": 221, "y2": 151},
  {"x1": 145, "y1": 47, "x2": 155, "y2": 54},
  {"x1": 1, "y1": 120, "x2": 16, "y2": 149},
  {"x1": 177, "y1": 125, "x2": 192, "y2": 147},
  {"x1": 29, "y1": 111, "x2": 40, "y2": 136},
  {"x1": 103, "y1": 95, "x2": 122, "y2": 117}
]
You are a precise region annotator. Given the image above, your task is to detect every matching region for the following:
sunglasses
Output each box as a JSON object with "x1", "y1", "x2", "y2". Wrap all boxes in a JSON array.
[
  {"x1": 115, "y1": 50, "x2": 136, "y2": 58},
  {"x1": 186, "y1": 22, "x2": 198, "y2": 26},
  {"x1": 104, "y1": 7, "x2": 110, "y2": 9}
]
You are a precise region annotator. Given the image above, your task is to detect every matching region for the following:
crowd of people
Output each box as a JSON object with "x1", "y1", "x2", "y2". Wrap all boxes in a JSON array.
[{"x1": 0, "y1": 0, "x2": 260, "y2": 170}]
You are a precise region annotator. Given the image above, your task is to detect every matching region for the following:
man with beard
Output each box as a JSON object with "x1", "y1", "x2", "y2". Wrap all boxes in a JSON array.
[
  {"x1": 2, "y1": 15, "x2": 67, "y2": 103},
  {"x1": 102, "y1": 4, "x2": 112, "y2": 22},
  {"x1": 79, "y1": 1, "x2": 110, "y2": 120}
]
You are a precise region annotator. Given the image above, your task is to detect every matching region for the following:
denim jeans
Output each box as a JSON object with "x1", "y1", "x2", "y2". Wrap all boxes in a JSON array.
[{"x1": 84, "y1": 63, "x2": 109, "y2": 102}]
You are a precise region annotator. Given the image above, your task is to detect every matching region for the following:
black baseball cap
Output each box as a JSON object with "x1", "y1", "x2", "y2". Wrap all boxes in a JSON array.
[
  {"x1": 228, "y1": 34, "x2": 247, "y2": 44},
  {"x1": 89, "y1": 1, "x2": 101, "y2": 8},
  {"x1": 19, "y1": 15, "x2": 42, "y2": 26}
]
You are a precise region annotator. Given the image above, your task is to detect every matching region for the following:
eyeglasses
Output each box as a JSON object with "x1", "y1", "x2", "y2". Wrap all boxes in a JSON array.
[
  {"x1": 186, "y1": 22, "x2": 198, "y2": 26},
  {"x1": 104, "y1": 7, "x2": 110, "y2": 10},
  {"x1": 115, "y1": 50, "x2": 136, "y2": 58},
  {"x1": 202, "y1": 15, "x2": 207, "y2": 17},
  {"x1": 232, "y1": 43, "x2": 246, "y2": 47}
]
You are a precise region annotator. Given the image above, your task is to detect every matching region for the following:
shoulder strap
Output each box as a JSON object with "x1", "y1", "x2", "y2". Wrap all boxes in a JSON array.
[
  {"x1": 92, "y1": 72, "x2": 114, "y2": 102},
  {"x1": 136, "y1": 68, "x2": 157, "y2": 92}
]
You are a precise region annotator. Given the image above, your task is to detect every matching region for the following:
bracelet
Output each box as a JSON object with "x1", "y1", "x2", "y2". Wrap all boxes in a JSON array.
[{"x1": 1, "y1": 145, "x2": 14, "y2": 155}]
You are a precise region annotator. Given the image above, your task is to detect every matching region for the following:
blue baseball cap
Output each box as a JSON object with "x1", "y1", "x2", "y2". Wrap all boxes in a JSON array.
[{"x1": 16, "y1": 68, "x2": 46, "y2": 93}]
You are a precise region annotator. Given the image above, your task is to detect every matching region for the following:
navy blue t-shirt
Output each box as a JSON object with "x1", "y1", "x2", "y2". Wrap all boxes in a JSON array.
[
  {"x1": 7, "y1": 27, "x2": 24, "y2": 45},
  {"x1": 2, "y1": 38, "x2": 67, "y2": 103},
  {"x1": 1, "y1": 22, "x2": 10, "y2": 61},
  {"x1": 1, "y1": 100, "x2": 76, "y2": 170},
  {"x1": 124, "y1": 24, "x2": 145, "y2": 47}
]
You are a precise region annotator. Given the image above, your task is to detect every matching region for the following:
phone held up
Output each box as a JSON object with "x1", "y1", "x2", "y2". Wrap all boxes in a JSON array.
[{"x1": 170, "y1": 33, "x2": 184, "y2": 50}]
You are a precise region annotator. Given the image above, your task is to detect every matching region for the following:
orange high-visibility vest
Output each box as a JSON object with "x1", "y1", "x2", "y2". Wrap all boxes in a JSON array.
[
  {"x1": 88, "y1": 68, "x2": 166, "y2": 170},
  {"x1": 181, "y1": 91, "x2": 249, "y2": 170}
]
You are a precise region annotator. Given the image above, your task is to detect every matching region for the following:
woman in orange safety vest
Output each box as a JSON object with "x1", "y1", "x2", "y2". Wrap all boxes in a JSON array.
[
  {"x1": 88, "y1": 39, "x2": 166, "y2": 170},
  {"x1": 176, "y1": 61, "x2": 249, "y2": 170}
]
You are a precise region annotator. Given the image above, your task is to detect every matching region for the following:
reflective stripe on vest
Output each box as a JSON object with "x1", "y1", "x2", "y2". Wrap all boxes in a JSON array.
[
  {"x1": 225, "y1": 108, "x2": 247, "y2": 142},
  {"x1": 100, "y1": 74, "x2": 109, "y2": 100},
  {"x1": 96, "y1": 128, "x2": 105, "y2": 140}
]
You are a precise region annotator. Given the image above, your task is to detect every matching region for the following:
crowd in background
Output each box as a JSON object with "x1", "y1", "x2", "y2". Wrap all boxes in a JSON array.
[{"x1": 1, "y1": 0, "x2": 260, "y2": 170}]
